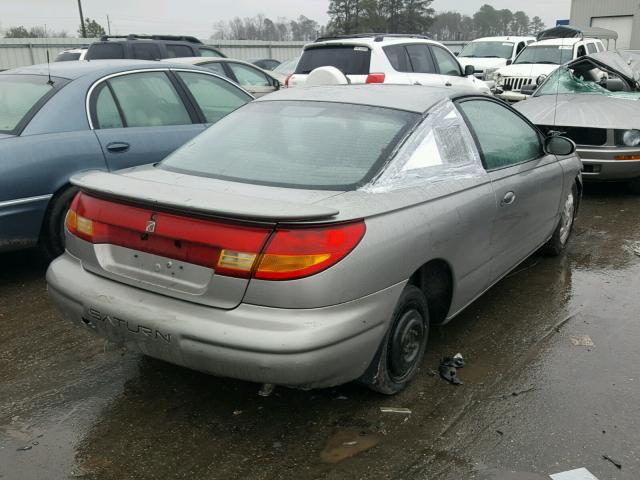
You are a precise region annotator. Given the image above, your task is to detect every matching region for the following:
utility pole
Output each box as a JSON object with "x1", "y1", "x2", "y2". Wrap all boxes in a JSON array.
[
  {"x1": 77, "y1": 0, "x2": 86, "y2": 38},
  {"x1": 106, "y1": 15, "x2": 111, "y2": 35}
]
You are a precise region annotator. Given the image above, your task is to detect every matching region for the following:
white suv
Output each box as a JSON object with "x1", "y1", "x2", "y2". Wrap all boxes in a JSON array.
[
  {"x1": 286, "y1": 34, "x2": 490, "y2": 94},
  {"x1": 492, "y1": 36, "x2": 606, "y2": 102},
  {"x1": 456, "y1": 36, "x2": 536, "y2": 88}
]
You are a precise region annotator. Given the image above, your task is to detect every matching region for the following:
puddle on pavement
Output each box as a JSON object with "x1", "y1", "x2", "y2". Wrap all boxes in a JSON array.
[{"x1": 319, "y1": 428, "x2": 382, "y2": 463}]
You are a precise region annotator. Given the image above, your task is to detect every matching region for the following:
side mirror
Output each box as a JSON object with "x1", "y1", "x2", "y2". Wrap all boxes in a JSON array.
[
  {"x1": 544, "y1": 135, "x2": 576, "y2": 156},
  {"x1": 536, "y1": 74, "x2": 548, "y2": 86},
  {"x1": 506, "y1": 59, "x2": 513, "y2": 66},
  {"x1": 274, "y1": 79, "x2": 281, "y2": 90},
  {"x1": 464, "y1": 65, "x2": 475, "y2": 76}
]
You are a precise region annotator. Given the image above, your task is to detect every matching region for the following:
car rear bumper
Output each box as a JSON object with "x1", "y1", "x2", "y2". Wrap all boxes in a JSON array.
[
  {"x1": 579, "y1": 146, "x2": 640, "y2": 181},
  {"x1": 47, "y1": 253, "x2": 405, "y2": 389}
]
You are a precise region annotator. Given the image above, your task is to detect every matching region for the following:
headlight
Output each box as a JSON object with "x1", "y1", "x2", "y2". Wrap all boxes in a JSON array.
[
  {"x1": 484, "y1": 68, "x2": 499, "y2": 82},
  {"x1": 622, "y1": 130, "x2": 640, "y2": 147}
]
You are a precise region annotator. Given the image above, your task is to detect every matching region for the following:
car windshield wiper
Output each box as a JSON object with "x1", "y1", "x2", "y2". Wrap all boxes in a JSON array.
[
  {"x1": 461, "y1": 54, "x2": 476, "y2": 57},
  {"x1": 480, "y1": 55, "x2": 500, "y2": 58},
  {"x1": 534, "y1": 61, "x2": 558, "y2": 64}
]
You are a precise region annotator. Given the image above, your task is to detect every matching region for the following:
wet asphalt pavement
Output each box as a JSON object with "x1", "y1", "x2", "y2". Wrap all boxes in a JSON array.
[{"x1": 1, "y1": 184, "x2": 639, "y2": 480}]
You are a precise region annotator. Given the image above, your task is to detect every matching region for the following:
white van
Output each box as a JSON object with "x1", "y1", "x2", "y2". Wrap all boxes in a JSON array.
[{"x1": 457, "y1": 36, "x2": 535, "y2": 87}]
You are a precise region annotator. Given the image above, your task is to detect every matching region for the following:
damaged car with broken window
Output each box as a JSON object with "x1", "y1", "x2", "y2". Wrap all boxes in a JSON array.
[
  {"x1": 47, "y1": 85, "x2": 582, "y2": 395},
  {"x1": 514, "y1": 51, "x2": 640, "y2": 192}
]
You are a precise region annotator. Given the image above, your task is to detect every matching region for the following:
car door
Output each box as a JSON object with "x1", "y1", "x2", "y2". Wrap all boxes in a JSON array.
[
  {"x1": 404, "y1": 44, "x2": 444, "y2": 86},
  {"x1": 430, "y1": 45, "x2": 469, "y2": 88},
  {"x1": 173, "y1": 70, "x2": 253, "y2": 126},
  {"x1": 225, "y1": 62, "x2": 278, "y2": 97},
  {"x1": 90, "y1": 70, "x2": 206, "y2": 171},
  {"x1": 457, "y1": 98, "x2": 564, "y2": 281}
]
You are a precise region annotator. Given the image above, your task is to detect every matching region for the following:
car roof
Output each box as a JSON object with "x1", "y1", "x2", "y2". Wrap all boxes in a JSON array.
[
  {"x1": 531, "y1": 38, "x2": 587, "y2": 47},
  {"x1": 254, "y1": 84, "x2": 479, "y2": 113},
  {"x1": 471, "y1": 36, "x2": 534, "y2": 42},
  {"x1": 309, "y1": 36, "x2": 439, "y2": 49},
  {"x1": 0, "y1": 59, "x2": 208, "y2": 80}
]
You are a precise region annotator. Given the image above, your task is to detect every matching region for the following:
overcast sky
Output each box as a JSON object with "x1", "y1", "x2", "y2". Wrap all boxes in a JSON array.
[{"x1": 1, "y1": 0, "x2": 571, "y2": 38}]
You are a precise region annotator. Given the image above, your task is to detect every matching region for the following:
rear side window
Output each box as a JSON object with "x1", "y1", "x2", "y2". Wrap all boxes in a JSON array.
[
  {"x1": 586, "y1": 43, "x2": 597, "y2": 54},
  {"x1": 199, "y1": 48, "x2": 223, "y2": 57},
  {"x1": 88, "y1": 43, "x2": 125, "y2": 59},
  {"x1": 0, "y1": 75, "x2": 56, "y2": 133},
  {"x1": 132, "y1": 43, "x2": 161, "y2": 60},
  {"x1": 383, "y1": 45, "x2": 412, "y2": 72},
  {"x1": 458, "y1": 99, "x2": 542, "y2": 170},
  {"x1": 160, "y1": 101, "x2": 419, "y2": 190},
  {"x1": 177, "y1": 72, "x2": 251, "y2": 124},
  {"x1": 93, "y1": 84, "x2": 124, "y2": 129},
  {"x1": 295, "y1": 46, "x2": 371, "y2": 75},
  {"x1": 405, "y1": 45, "x2": 436, "y2": 73},
  {"x1": 106, "y1": 72, "x2": 191, "y2": 127},
  {"x1": 166, "y1": 44, "x2": 194, "y2": 58},
  {"x1": 201, "y1": 62, "x2": 228, "y2": 77}
]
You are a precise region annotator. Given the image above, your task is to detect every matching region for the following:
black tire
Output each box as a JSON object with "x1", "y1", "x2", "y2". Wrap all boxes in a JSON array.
[
  {"x1": 544, "y1": 182, "x2": 578, "y2": 256},
  {"x1": 39, "y1": 186, "x2": 78, "y2": 262},
  {"x1": 359, "y1": 285, "x2": 430, "y2": 395}
]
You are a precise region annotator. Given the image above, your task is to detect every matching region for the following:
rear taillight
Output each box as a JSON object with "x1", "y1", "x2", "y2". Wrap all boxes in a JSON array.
[
  {"x1": 284, "y1": 73, "x2": 293, "y2": 87},
  {"x1": 253, "y1": 222, "x2": 366, "y2": 280},
  {"x1": 366, "y1": 73, "x2": 385, "y2": 84},
  {"x1": 66, "y1": 192, "x2": 366, "y2": 281}
]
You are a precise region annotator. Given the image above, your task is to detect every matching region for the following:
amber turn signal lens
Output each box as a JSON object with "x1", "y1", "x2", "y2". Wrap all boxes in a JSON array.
[{"x1": 614, "y1": 155, "x2": 640, "y2": 160}]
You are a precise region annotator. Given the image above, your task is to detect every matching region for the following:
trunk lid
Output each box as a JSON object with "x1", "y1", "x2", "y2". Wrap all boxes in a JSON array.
[{"x1": 69, "y1": 167, "x2": 341, "y2": 309}]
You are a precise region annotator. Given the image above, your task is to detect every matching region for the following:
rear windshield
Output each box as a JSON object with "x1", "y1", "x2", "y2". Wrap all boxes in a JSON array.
[
  {"x1": 160, "y1": 100, "x2": 418, "y2": 190},
  {"x1": 54, "y1": 52, "x2": 81, "y2": 61},
  {"x1": 0, "y1": 75, "x2": 56, "y2": 133},
  {"x1": 295, "y1": 46, "x2": 371, "y2": 75},
  {"x1": 88, "y1": 43, "x2": 125, "y2": 59}
]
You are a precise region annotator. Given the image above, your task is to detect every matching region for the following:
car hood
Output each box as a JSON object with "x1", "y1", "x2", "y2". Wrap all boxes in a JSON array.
[
  {"x1": 71, "y1": 166, "x2": 341, "y2": 222},
  {"x1": 458, "y1": 57, "x2": 507, "y2": 70},
  {"x1": 497, "y1": 63, "x2": 559, "y2": 77},
  {"x1": 513, "y1": 94, "x2": 640, "y2": 129}
]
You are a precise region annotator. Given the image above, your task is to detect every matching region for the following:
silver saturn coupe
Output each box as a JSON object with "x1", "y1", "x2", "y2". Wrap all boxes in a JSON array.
[{"x1": 47, "y1": 85, "x2": 581, "y2": 394}]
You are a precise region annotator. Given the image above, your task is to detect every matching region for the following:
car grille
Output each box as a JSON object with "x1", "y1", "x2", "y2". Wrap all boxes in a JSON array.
[
  {"x1": 538, "y1": 125, "x2": 608, "y2": 147},
  {"x1": 501, "y1": 76, "x2": 535, "y2": 92}
]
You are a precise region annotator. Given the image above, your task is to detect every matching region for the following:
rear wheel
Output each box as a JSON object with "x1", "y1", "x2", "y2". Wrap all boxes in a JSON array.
[
  {"x1": 359, "y1": 285, "x2": 429, "y2": 395},
  {"x1": 39, "y1": 186, "x2": 78, "y2": 262},
  {"x1": 544, "y1": 183, "x2": 577, "y2": 256}
]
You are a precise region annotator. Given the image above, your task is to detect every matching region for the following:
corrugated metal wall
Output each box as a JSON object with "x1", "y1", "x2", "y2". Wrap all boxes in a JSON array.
[
  {"x1": 0, "y1": 38, "x2": 468, "y2": 70},
  {"x1": 570, "y1": 0, "x2": 640, "y2": 49}
]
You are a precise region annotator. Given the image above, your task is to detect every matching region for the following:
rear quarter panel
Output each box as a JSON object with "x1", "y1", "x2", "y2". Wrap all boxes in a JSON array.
[{"x1": 243, "y1": 175, "x2": 496, "y2": 317}]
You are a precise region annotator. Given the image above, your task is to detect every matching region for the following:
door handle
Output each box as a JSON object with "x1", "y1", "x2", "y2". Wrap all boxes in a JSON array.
[
  {"x1": 106, "y1": 141, "x2": 130, "y2": 153},
  {"x1": 445, "y1": 81, "x2": 453, "y2": 87},
  {"x1": 501, "y1": 191, "x2": 516, "y2": 206}
]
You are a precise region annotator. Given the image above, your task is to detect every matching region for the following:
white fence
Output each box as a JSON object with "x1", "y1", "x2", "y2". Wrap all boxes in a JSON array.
[{"x1": 0, "y1": 37, "x2": 468, "y2": 70}]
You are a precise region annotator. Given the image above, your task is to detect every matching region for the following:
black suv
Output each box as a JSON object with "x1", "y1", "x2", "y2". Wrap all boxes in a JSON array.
[{"x1": 85, "y1": 35, "x2": 225, "y2": 61}]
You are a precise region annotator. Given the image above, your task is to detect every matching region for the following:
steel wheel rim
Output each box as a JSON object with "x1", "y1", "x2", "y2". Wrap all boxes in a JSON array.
[
  {"x1": 559, "y1": 191, "x2": 575, "y2": 245},
  {"x1": 389, "y1": 309, "x2": 425, "y2": 382}
]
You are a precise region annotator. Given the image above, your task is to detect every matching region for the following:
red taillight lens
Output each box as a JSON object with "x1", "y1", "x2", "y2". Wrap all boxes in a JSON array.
[
  {"x1": 67, "y1": 192, "x2": 366, "y2": 281},
  {"x1": 66, "y1": 192, "x2": 271, "y2": 278},
  {"x1": 284, "y1": 73, "x2": 293, "y2": 87},
  {"x1": 254, "y1": 222, "x2": 366, "y2": 280},
  {"x1": 366, "y1": 73, "x2": 385, "y2": 84}
]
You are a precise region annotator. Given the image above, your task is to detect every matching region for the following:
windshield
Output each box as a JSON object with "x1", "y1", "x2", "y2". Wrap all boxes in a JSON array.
[
  {"x1": 160, "y1": 100, "x2": 419, "y2": 190},
  {"x1": 274, "y1": 56, "x2": 300, "y2": 75},
  {"x1": 459, "y1": 41, "x2": 514, "y2": 59},
  {"x1": 536, "y1": 67, "x2": 640, "y2": 99},
  {"x1": 514, "y1": 45, "x2": 573, "y2": 65},
  {"x1": 295, "y1": 46, "x2": 371, "y2": 75},
  {"x1": 0, "y1": 75, "x2": 56, "y2": 134}
]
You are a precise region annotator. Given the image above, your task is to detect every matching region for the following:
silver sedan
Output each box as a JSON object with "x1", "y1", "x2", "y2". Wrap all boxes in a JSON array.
[{"x1": 47, "y1": 85, "x2": 581, "y2": 394}]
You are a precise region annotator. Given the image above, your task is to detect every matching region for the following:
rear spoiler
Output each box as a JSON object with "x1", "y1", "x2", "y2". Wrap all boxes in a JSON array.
[{"x1": 70, "y1": 170, "x2": 339, "y2": 222}]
